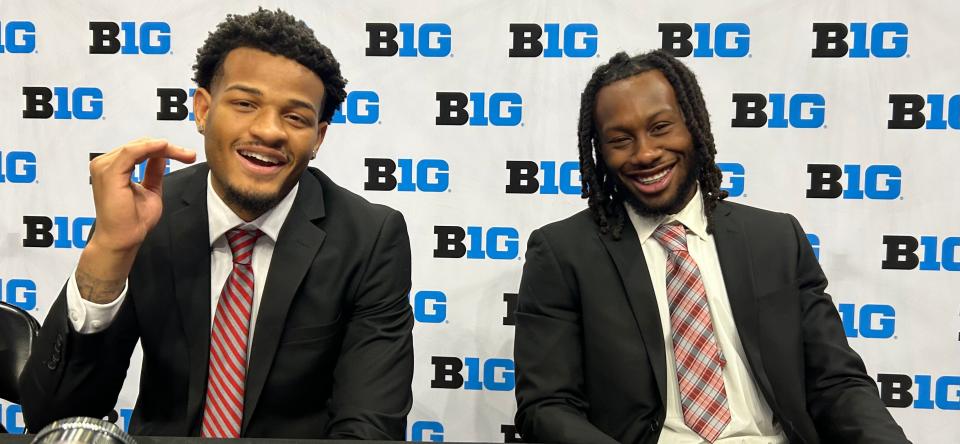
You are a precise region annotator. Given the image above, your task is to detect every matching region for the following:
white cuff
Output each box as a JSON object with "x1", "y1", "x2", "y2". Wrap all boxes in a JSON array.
[{"x1": 65, "y1": 267, "x2": 128, "y2": 334}]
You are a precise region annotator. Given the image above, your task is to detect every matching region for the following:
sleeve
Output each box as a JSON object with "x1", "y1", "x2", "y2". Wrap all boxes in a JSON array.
[
  {"x1": 325, "y1": 209, "x2": 414, "y2": 440},
  {"x1": 513, "y1": 229, "x2": 620, "y2": 444},
  {"x1": 64, "y1": 268, "x2": 127, "y2": 334},
  {"x1": 789, "y1": 214, "x2": 911, "y2": 444},
  {"x1": 19, "y1": 280, "x2": 140, "y2": 431}
]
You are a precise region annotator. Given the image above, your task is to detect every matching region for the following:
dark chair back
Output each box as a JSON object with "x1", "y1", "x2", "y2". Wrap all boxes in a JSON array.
[{"x1": 0, "y1": 302, "x2": 40, "y2": 405}]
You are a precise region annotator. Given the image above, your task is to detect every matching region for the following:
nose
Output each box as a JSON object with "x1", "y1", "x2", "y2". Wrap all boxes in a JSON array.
[
  {"x1": 630, "y1": 134, "x2": 663, "y2": 167},
  {"x1": 248, "y1": 109, "x2": 287, "y2": 147}
]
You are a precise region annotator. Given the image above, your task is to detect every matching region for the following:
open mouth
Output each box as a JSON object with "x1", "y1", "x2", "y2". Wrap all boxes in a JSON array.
[
  {"x1": 236, "y1": 148, "x2": 287, "y2": 174},
  {"x1": 626, "y1": 165, "x2": 674, "y2": 194}
]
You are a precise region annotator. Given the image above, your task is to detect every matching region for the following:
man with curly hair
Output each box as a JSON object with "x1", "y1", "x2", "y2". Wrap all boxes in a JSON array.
[
  {"x1": 21, "y1": 9, "x2": 413, "y2": 439},
  {"x1": 513, "y1": 50, "x2": 909, "y2": 443}
]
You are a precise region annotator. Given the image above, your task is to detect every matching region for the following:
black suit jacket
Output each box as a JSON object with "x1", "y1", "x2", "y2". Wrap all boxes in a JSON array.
[
  {"x1": 20, "y1": 164, "x2": 414, "y2": 439},
  {"x1": 514, "y1": 200, "x2": 909, "y2": 444}
]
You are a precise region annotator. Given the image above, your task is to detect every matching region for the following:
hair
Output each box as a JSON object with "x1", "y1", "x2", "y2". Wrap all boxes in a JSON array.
[
  {"x1": 192, "y1": 8, "x2": 347, "y2": 123},
  {"x1": 577, "y1": 49, "x2": 727, "y2": 240}
]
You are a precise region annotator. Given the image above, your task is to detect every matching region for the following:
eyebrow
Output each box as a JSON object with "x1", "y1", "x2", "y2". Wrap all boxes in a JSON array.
[
  {"x1": 600, "y1": 108, "x2": 674, "y2": 133},
  {"x1": 224, "y1": 84, "x2": 319, "y2": 115}
]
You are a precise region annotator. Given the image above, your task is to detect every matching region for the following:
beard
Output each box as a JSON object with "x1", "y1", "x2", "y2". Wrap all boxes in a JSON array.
[
  {"x1": 614, "y1": 154, "x2": 701, "y2": 218},
  {"x1": 220, "y1": 180, "x2": 285, "y2": 219}
]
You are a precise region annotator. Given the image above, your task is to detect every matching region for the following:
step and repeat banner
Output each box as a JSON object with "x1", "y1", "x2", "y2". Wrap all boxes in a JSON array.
[{"x1": 1, "y1": 1, "x2": 957, "y2": 442}]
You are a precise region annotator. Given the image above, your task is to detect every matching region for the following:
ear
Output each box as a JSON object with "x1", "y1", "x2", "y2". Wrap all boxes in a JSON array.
[
  {"x1": 312, "y1": 121, "x2": 328, "y2": 159},
  {"x1": 193, "y1": 87, "x2": 212, "y2": 132}
]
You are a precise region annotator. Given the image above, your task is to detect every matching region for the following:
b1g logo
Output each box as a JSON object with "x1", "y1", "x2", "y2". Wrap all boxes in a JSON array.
[
  {"x1": 412, "y1": 290, "x2": 447, "y2": 324},
  {"x1": 807, "y1": 233, "x2": 820, "y2": 260},
  {"x1": 717, "y1": 162, "x2": 744, "y2": 197},
  {"x1": 806, "y1": 164, "x2": 901, "y2": 200},
  {"x1": 331, "y1": 91, "x2": 380, "y2": 125},
  {"x1": 89, "y1": 153, "x2": 170, "y2": 184},
  {"x1": 0, "y1": 21, "x2": 36, "y2": 53},
  {"x1": 0, "y1": 402, "x2": 25, "y2": 434},
  {"x1": 811, "y1": 23, "x2": 908, "y2": 58},
  {"x1": 659, "y1": 23, "x2": 750, "y2": 58},
  {"x1": 436, "y1": 92, "x2": 522, "y2": 126},
  {"x1": 0, "y1": 278, "x2": 36, "y2": 311},
  {"x1": 433, "y1": 226, "x2": 519, "y2": 260},
  {"x1": 731, "y1": 93, "x2": 825, "y2": 128},
  {"x1": 431, "y1": 356, "x2": 515, "y2": 391},
  {"x1": 22, "y1": 216, "x2": 94, "y2": 249},
  {"x1": 89, "y1": 21, "x2": 171, "y2": 54},
  {"x1": 882, "y1": 235, "x2": 959, "y2": 271},
  {"x1": 409, "y1": 421, "x2": 444, "y2": 442},
  {"x1": 837, "y1": 303, "x2": 895, "y2": 339},
  {"x1": 0, "y1": 151, "x2": 37, "y2": 183},
  {"x1": 156, "y1": 88, "x2": 195, "y2": 121},
  {"x1": 22, "y1": 87, "x2": 103, "y2": 120},
  {"x1": 364, "y1": 158, "x2": 448, "y2": 192},
  {"x1": 878, "y1": 373, "x2": 960, "y2": 410},
  {"x1": 508, "y1": 23, "x2": 597, "y2": 57},
  {"x1": 505, "y1": 160, "x2": 579, "y2": 195},
  {"x1": 888, "y1": 94, "x2": 960, "y2": 130},
  {"x1": 366, "y1": 23, "x2": 451, "y2": 57}
]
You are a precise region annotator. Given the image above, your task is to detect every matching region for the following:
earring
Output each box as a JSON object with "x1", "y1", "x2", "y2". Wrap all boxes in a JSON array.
[{"x1": 197, "y1": 124, "x2": 205, "y2": 134}]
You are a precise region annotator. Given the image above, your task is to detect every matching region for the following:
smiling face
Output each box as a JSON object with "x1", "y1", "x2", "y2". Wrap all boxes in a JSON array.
[
  {"x1": 595, "y1": 70, "x2": 699, "y2": 217},
  {"x1": 194, "y1": 47, "x2": 328, "y2": 221}
]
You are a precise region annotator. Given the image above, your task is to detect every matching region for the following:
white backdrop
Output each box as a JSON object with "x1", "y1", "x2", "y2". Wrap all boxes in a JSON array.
[{"x1": 1, "y1": 1, "x2": 957, "y2": 442}]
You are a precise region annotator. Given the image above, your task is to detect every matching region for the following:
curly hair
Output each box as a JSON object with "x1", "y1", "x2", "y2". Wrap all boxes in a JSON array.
[
  {"x1": 192, "y1": 8, "x2": 347, "y2": 123},
  {"x1": 578, "y1": 49, "x2": 727, "y2": 240}
]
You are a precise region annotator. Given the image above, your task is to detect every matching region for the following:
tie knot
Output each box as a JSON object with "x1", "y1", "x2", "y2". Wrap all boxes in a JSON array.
[
  {"x1": 652, "y1": 223, "x2": 688, "y2": 253},
  {"x1": 226, "y1": 228, "x2": 263, "y2": 265}
]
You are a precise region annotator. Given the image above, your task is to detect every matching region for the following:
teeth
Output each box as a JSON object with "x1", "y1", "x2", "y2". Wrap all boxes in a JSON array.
[
  {"x1": 637, "y1": 167, "x2": 670, "y2": 184},
  {"x1": 240, "y1": 150, "x2": 280, "y2": 165}
]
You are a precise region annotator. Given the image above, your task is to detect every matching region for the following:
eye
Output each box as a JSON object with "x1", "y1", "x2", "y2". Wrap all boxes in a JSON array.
[
  {"x1": 285, "y1": 114, "x2": 310, "y2": 127},
  {"x1": 233, "y1": 100, "x2": 256, "y2": 111},
  {"x1": 605, "y1": 136, "x2": 630, "y2": 147},
  {"x1": 651, "y1": 122, "x2": 671, "y2": 134}
]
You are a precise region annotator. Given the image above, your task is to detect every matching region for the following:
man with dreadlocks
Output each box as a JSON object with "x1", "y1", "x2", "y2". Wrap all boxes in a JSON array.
[
  {"x1": 514, "y1": 50, "x2": 909, "y2": 444},
  {"x1": 21, "y1": 9, "x2": 413, "y2": 439}
]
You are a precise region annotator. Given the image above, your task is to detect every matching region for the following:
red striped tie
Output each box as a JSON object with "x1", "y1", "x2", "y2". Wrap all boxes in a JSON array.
[
  {"x1": 653, "y1": 223, "x2": 730, "y2": 443},
  {"x1": 201, "y1": 228, "x2": 263, "y2": 438}
]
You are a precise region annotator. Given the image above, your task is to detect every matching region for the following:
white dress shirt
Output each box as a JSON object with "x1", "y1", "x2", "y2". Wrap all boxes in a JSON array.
[
  {"x1": 625, "y1": 188, "x2": 788, "y2": 444},
  {"x1": 65, "y1": 173, "x2": 299, "y2": 350}
]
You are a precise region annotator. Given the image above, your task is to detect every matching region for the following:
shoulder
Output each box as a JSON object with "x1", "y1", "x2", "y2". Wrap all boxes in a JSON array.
[
  {"x1": 715, "y1": 199, "x2": 800, "y2": 233},
  {"x1": 526, "y1": 209, "x2": 609, "y2": 262},
  {"x1": 160, "y1": 163, "x2": 208, "y2": 201},
  {"x1": 304, "y1": 167, "x2": 406, "y2": 240},
  {"x1": 535, "y1": 208, "x2": 598, "y2": 241},
  {"x1": 307, "y1": 167, "x2": 399, "y2": 220}
]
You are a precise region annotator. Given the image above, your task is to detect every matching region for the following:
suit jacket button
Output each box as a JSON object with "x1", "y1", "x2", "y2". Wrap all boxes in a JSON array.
[
  {"x1": 650, "y1": 419, "x2": 660, "y2": 432},
  {"x1": 46, "y1": 360, "x2": 56, "y2": 370}
]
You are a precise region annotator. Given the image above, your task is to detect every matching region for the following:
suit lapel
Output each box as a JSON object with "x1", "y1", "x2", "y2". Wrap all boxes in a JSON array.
[
  {"x1": 242, "y1": 170, "x2": 327, "y2": 433},
  {"x1": 710, "y1": 203, "x2": 779, "y2": 411},
  {"x1": 168, "y1": 165, "x2": 213, "y2": 434},
  {"x1": 599, "y1": 223, "x2": 667, "y2": 405}
]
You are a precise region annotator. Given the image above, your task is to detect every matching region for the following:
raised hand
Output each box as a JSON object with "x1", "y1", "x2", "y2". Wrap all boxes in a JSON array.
[{"x1": 77, "y1": 139, "x2": 196, "y2": 303}]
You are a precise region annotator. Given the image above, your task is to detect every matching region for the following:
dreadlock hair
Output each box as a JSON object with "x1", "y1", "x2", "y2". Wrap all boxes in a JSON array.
[
  {"x1": 577, "y1": 49, "x2": 727, "y2": 240},
  {"x1": 193, "y1": 8, "x2": 347, "y2": 124}
]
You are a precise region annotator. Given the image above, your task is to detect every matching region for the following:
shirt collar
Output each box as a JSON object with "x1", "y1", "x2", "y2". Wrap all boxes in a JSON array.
[
  {"x1": 206, "y1": 172, "x2": 299, "y2": 245},
  {"x1": 625, "y1": 186, "x2": 709, "y2": 244}
]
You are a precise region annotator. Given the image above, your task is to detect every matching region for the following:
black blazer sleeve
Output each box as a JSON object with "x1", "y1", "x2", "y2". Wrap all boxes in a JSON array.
[
  {"x1": 514, "y1": 229, "x2": 620, "y2": 444},
  {"x1": 19, "y1": 282, "x2": 140, "y2": 430},
  {"x1": 325, "y1": 209, "x2": 414, "y2": 440},
  {"x1": 788, "y1": 214, "x2": 910, "y2": 443}
]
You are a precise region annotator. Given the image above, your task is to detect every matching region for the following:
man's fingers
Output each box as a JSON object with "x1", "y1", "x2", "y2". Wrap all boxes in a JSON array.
[
  {"x1": 139, "y1": 157, "x2": 169, "y2": 193},
  {"x1": 95, "y1": 139, "x2": 197, "y2": 177}
]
